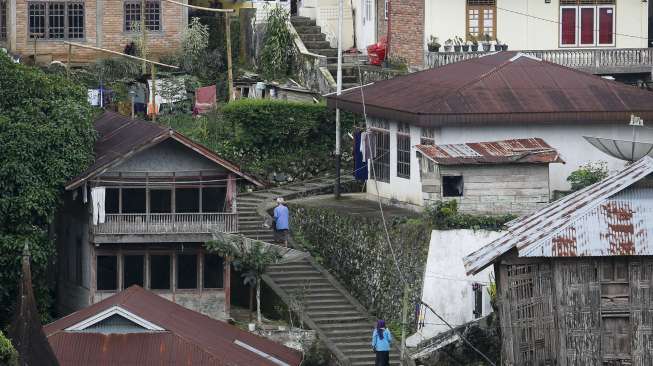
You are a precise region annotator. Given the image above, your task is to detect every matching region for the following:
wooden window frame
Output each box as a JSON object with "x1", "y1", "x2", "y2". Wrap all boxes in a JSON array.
[
  {"x1": 0, "y1": 0, "x2": 7, "y2": 41},
  {"x1": 559, "y1": 4, "x2": 615, "y2": 47},
  {"x1": 124, "y1": 0, "x2": 161, "y2": 32},
  {"x1": 466, "y1": 2, "x2": 496, "y2": 41},
  {"x1": 27, "y1": 1, "x2": 85, "y2": 40}
]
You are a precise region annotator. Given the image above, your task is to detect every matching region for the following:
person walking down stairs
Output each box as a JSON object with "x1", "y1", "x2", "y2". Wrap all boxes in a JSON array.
[
  {"x1": 273, "y1": 197, "x2": 289, "y2": 246},
  {"x1": 372, "y1": 319, "x2": 392, "y2": 366}
]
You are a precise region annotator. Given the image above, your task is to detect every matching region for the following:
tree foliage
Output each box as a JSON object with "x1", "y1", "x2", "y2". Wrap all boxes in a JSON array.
[
  {"x1": 0, "y1": 54, "x2": 96, "y2": 325},
  {"x1": 423, "y1": 200, "x2": 516, "y2": 231},
  {"x1": 567, "y1": 161, "x2": 609, "y2": 192},
  {"x1": 259, "y1": 5, "x2": 296, "y2": 80},
  {"x1": 0, "y1": 331, "x2": 18, "y2": 366}
]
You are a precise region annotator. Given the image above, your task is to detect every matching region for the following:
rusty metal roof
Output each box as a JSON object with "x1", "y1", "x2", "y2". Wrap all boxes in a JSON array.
[
  {"x1": 416, "y1": 138, "x2": 563, "y2": 165},
  {"x1": 44, "y1": 286, "x2": 303, "y2": 366},
  {"x1": 464, "y1": 156, "x2": 653, "y2": 275},
  {"x1": 327, "y1": 52, "x2": 653, "y2": 126},
  {"x1": 65, "y1": 111, "x2": 264, "y2": 190}
]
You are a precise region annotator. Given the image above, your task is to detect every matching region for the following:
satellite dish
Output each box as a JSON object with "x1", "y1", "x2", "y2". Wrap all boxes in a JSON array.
[{"x1": 584, "y1": 136, "x2": 653, "y2": 162}]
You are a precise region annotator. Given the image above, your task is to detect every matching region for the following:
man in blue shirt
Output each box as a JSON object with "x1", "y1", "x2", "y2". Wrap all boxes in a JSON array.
[{"x1": 273, "y1": 197, "x2": 289, "y2": 246}]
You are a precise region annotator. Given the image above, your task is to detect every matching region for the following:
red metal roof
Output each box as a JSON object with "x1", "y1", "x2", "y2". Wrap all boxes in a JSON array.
[
  {"x1": 416, "y1": 138, "x2": 563, "y2": 165},
  {"x1": 327, "y1": 52, "x2": 653, "y2": 126},
  {"x1": 44, "y1": 286, "x2": 303, "y2": 366},
  {"x1": 65, "y1": 111, "x2": 264, "y2": 190},
  {"x1": 464, "y1": 156, "x2": 653, "y2": 275}
]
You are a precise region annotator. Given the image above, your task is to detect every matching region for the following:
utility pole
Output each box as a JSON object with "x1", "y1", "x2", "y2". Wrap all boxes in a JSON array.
[
  {"x1": 140, "y1": 0, "x2": 147, "y2": 75},
  {"x1": 400, "y1": 283, "x2": 409, "y2": 363},
  {"x1": 225, "y1": 12, "x2": 234, "y2": 102},
  {"x1": 334, "y1": 0, "x2": 343, "y2": 198}
]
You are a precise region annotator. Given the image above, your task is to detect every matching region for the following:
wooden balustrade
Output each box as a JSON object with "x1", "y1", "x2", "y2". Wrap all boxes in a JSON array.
[
  {"x1": 425, "y1": 48, "x2": 653, "y2": 74},
  {"x1": 93, "y1": 213, "x2": 239, "y2": 235}
]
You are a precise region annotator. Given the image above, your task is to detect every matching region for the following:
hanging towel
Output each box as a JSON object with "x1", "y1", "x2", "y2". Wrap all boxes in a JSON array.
[
  {"x1": 226, "y1": 174, "x2": 236, "y2": 212},
  {"x1": 360, "y1": 131, "x2": 377, "y2": 161},
  {"x1": 353, "y1": 130, "x2": 368, "y2": 181},
  {"x1": 91, "y1": 187, "x2": 106, "y2": 225},
  {"x1": 195, "y1": 85, "x2": 217, "y2": 114}
]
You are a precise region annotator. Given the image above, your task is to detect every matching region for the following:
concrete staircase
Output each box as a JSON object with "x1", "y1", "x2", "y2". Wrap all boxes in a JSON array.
[
  {"x1": 290, "y1": 16, "x2": 361, "y2": 90},
  {"x1": 237, "y1": 176, "x2": 403, "y2": 365}
]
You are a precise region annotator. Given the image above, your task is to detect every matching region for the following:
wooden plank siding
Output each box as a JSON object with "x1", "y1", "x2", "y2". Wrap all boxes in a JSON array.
[{"x1": 497, "y1": 254, "x2": 653, "y2": 365}]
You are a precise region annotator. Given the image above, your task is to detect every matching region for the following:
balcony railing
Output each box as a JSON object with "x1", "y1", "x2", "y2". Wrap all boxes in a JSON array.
[
  {"x1": 93, "y1": 213, "x2": 239, "y2": 235},
  {"x1": 425, "y1": 48, "x2": 653, "y2": 74}
]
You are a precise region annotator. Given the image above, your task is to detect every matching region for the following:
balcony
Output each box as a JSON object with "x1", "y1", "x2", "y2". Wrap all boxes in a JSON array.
[
  {"x1": 425, "y1": 48, "x2": 653, "y2": 74},
  {"x1": 93, "y1": 213, "x2": 238, "y2": 235}
]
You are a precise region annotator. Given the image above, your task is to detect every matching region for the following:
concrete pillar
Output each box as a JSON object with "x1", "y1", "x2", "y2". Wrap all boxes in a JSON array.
[
  {"x1": 8, "y1": 0, "x2": 16, "y2": 51},
  {"x1": 96, "y1": 0, "x2": 103, "y2": 47}
]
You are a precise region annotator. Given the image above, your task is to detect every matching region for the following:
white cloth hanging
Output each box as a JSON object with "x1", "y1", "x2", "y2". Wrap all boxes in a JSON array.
[{"x1": 91, "y1": 187, "x2": 106, "y2": 225}]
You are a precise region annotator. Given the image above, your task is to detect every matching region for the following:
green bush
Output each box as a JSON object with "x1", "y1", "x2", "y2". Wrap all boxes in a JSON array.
[
  {"x1": 0, "y1": 331, "x2": 18, "y2": 366},
  {"x1": 0, "y1": 53, "x2": 96, "y2": 325},
  {"x1": 161, "y1": 99, "x2": 361, "y2": 182},
  {"x1": 423, "y1": 200, "x2": 516, "y2": 231},
  {"x1": 567, "y1": 161, "x2": 609, "y2": 191}
]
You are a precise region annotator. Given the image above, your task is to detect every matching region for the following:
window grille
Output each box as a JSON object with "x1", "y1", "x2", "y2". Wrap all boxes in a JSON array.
[
  {"x1": 397, "y1": 132, "x2": 411, "y2": 179},
  {"x1": 0, "y1": 0, "x2": 6, "y2": 41},
  {"x1": 421, "y1": 127, "x2": 435, "y2": 145},
  {"x1": 124, "y1": 1, "x2": 161, "y2": 32},
  {"x1": 373, "y1": 130, "x2": 390, "y2": 183},
  {"x1": 28, "y1": 1, "x2": 84, "y2": 39}
]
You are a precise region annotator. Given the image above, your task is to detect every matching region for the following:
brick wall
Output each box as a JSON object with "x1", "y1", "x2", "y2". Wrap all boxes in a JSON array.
[
  {"x1": 421, "y1": 163, "x2": 551, "y2": 215},
  {"x1": 387, "y1": 0, "x2": 423, "y2": 68},
  {"x1": 12, "y1": 0, "x2": 185, "y2": 63},
  {"x1": 375, "y1": 0, "x2": 386, "y2": 41}
]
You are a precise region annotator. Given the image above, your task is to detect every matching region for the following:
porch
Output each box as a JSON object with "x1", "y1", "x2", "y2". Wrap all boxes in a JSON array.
[{"x1": 425, "y1": 48, "x2": 653, "y2": 74}]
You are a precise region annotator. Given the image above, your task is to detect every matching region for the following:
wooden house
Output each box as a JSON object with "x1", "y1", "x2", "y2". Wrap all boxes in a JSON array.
[
  {"x1": 56, "y1": 111, "x2": 263, "y2": 320},
  {"x1": 463, "y1": 156, "x2": 653, "y2": 365}
]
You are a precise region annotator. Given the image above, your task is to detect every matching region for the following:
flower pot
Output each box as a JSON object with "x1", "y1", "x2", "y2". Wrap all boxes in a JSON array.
[
  {"x1": 471, "y1": 45, "x2": 479, "y2": 52},
  {"x1": 453, "y1": 45, "x2": 462, "y2": 52},
  {"x1": 428, "y1": 45, "x2": 440, "y2": 52},
  {"x1": 462, "y1": 45, "x2": 470, "y2": 52},
  {"x1": 502, "y1": 44, "x2": 509, "y2": 51},
  {"x1": 248, "y1": 323, "x2": 256, "y2": 332},
  {"x1": 444, "y1": 45, "x2": 452, "y2": 52},
  {"x1": 482, "y1": 43, "x2": 491, "y2": 52}
]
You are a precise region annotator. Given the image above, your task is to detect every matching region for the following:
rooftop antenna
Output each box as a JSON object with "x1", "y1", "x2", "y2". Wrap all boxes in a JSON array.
[{"x1": 584, "y1": 114, "x2": 652, "y2": 162}]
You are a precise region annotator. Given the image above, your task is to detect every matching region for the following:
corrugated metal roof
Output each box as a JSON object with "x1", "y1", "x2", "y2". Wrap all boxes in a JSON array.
[
  {"x1": 463, "y1": 156, "x2": 653, "y2": 275},
  {"x1": 44, "y1": 286, "x2": 302, "y2": 366},
  {"x1": 416, "y1": 138, "x2": 563, "y2": 165},
  {"x1": 65, "y1": 111, "x2": 264, "y2": 190},
  {"x1": 326, "y1": 52, "x2": 653, "y2": 126}
]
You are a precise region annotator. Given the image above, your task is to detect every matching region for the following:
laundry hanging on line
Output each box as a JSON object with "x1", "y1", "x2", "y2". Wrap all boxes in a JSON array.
[
  {"x1": 360, "y1": 130, "x2": 377, "y2": 161},
  {"x1": 91, "y1": 187, "x2": 106, "y2": 226},
  {"x1": 353, "y1": 130, "x2": 368, "y2": 181}
]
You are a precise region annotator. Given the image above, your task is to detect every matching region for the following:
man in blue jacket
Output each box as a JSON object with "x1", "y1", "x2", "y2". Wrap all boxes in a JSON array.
[{"x1": 273, "y1": 197, "x2": 289, "y2": 246}]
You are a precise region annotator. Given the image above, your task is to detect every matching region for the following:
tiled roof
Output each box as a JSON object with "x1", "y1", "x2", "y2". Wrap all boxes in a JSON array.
[
  {"x1": 44, "y1": 286, "x2": 302, "y2": 366},
  {"x1": 327, "y1": 52, "x2": 653, "y2": 126},
  {"x1": 464, "y1": 157, "x2": 653, "y2": 275},
  {"x1": 416, "y1": 138, "x2": 563, "y2": 165}
]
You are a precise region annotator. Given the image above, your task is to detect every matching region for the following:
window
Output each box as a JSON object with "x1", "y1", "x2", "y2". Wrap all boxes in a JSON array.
[
  {"x1": 202, "y1": 187, "x2": 226, "y2": 212},
  {"x1": 383, "y1": 0, "x2": 388, "y2": 20},
  {"x1": 150, "y1": 255, "x2": 170, "y2": 289},
  {"x1": 442, "y1": 175, "x2": 463, "y2": 197},
  {"x1": 149, "y1": 189, "x2": 171, "y2": 213},
  {"x1": 204, "y1": 254, "x2": 224, "y2": 288},
  {"x1": 122, "y1": 188, "x2": 146, "y2": 213},
  {"x1": 28, "y1": 1, "x2": 84, "y2": 39},
  {"x1": 124, "y1": 1, "x2": 161, "y2": 32},
  {"x1": 175, "y1": 188, "x2": 199, "y2": 213},
  {"x1": 0, "y1": 0, "x2": 7, "y2": 41},
  {"x1": 420, "y1": 128, "x2": 435, "y2": 145},
  {"x1": 373, "y1": 130, "x2": 390, "y2": 183},
  {"x1": 559, "y1": 1, "x2": 615, "y2": 47},
  {"x1": 472, "y1": 282, "x2": 483, "y2": 319},
  {"x1": 123, "y1": 255, "x2": 144, "y2": 288},
  {"x1": 176, "y1": 254, "x2": 197, "y2": 289},
  {"x1": 106, "y1": 188, "x2": 120, "y2": 214},
  {"x1": 396, "y1": 123, "x2": 410, "y2": 179},
  {"x1": 466, "y1": 0, "x2": 495, "y2": 40},
  {"x1": 97, "y1": 255, "x2": 118, "y2": 291}
]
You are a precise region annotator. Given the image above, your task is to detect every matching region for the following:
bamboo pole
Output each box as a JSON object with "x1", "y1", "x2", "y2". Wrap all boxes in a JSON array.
[
  {"x1": 141, "y1": 0, "x2": 147, "y2": 74},
  {"x1": 225, "y1": 12, "x2": 234, "y2": 102},
  {"x1": 63, "y1": 41, "x2": 179, "y2": 69},
  {"x1": 160, "y1": 0, "x2": 234, "y2": 13},
  {"x1": 151, "y1": 63, "x2": 157, "y2": 122},
  {"x1": 67, "y1": 44, "x2": 72, "y2": 79}
]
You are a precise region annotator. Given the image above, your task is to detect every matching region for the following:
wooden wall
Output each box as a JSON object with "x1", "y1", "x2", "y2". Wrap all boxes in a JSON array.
[{"x1": 497, "y1": 253, "x2": 653, "y2": 365}]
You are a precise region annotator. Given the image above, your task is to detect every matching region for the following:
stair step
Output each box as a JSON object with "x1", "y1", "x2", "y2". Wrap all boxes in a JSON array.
[
  {"x1": 318, "y1": 322, "x2": 371, "y2": 329},
  {"x1": 290, "y1": 17, "x2": 316, "y2": 26},
  {"x1": 303, "y1": 298, "x2": 351, "y2": 305},
  {"x1": 342, "y1": 83, "x2": 360, "y2": 90},
  {"x1": 299, "y1": 33, "x2": 326, "y2": 42},
  {"x1": 294, "y1": 25, "x2": 321, "y2": 34},
  {"x1": 307, "y1": 309, "x2": 361, "y2": 318},
  {"x1": 342, "y1": 75, "x2": 359, "y2": 83},
  {"x1": 321, "y1": 328, "x2": 371, "y2": 336},
  {"x1": 304, "y1": 40, "x2": 331, "y2": 49},
  {"x1": 266, "y1": 270, "x2": 322, "y2": 277},
  {"x1": 313, "y1": 315, "x2": 368, "y2": 323},
  {"x1": 309, "y1": 48, "x2": 338, "y2": 57},
  {"x1": 272, "y1": 276, "x2": 327, "y2": 283}
]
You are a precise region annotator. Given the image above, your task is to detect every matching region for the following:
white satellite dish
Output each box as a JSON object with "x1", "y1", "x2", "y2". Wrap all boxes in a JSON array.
[{"x1": 584, "y1": 115, "x2": 650, "y2": 162}]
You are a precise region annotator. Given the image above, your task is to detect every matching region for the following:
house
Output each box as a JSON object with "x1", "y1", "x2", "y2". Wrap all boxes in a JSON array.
[
  {"x1": 377, "y1": 0, "x2": 649, "y2": 69},
  {"x1": 463, "y1": 156, "x2": 653, "y2": 366},
  {"x1": 327, "y1": 52, "x2": 653, "y2": 208},
  {"x1": 55, "y1": 111, "x2": 264, "y2": 320},
  {"x1": 44, "y1": 285, "x2": 303, "y2": 365},
  {"x1": 417, "y1": 138, "x2": 563, "y2": 215},
  {"x1": 0, "y1": 0, "x2": 187, "y2": 63}
]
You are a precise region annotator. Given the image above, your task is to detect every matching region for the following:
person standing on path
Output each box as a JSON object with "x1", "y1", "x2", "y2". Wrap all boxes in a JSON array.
[
  {"x1": 372, "y1": 319, "x2": 392, "y2": 366},
  {"x1": 273, "y1": 197, "x2": 289, "y2": 246}
]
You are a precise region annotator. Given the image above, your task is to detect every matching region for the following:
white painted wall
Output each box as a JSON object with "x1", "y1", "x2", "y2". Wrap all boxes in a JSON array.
[
  {"x1": 438, "y1": 122, "x2": 650, "y2": 192},
  {"x1": 423, "y1": 0, "x2": 648, "y2": 51},
  {"x1": 366, "y1": 120, "x2": 423, "y2": 206},
  {"x1": 299, "y1": 0, "x2": 355, "y2": 49},
  {"x1": 407, "y1": 229, "x2": 503, "y2": 347}
]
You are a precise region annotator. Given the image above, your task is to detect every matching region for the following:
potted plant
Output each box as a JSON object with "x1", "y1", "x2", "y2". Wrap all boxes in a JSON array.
[
  {"x1": 501, "y1": 42, "x2": 509, "y2": 51},
  {"x1": 444, "y1": 38, "x2": 453, "y2": 52},
  {"x1": 482, "y1": 33, "x2": 492, "y2": 52},
  {"x1": 427, "y1": 36, "x2": 441, "y2": 52},
  {"x1": 469, "y1": 34, "x2": 479, "y2": 52},
  {"x1": 453, "y1": 36, "x2": 463, "y2": 52},
  {"x1": 495, "y1": 38, "x2": 505, "y2": 51},
  {"x1": 462, "y1": 40, "x2": 470, "y2": 52}
]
